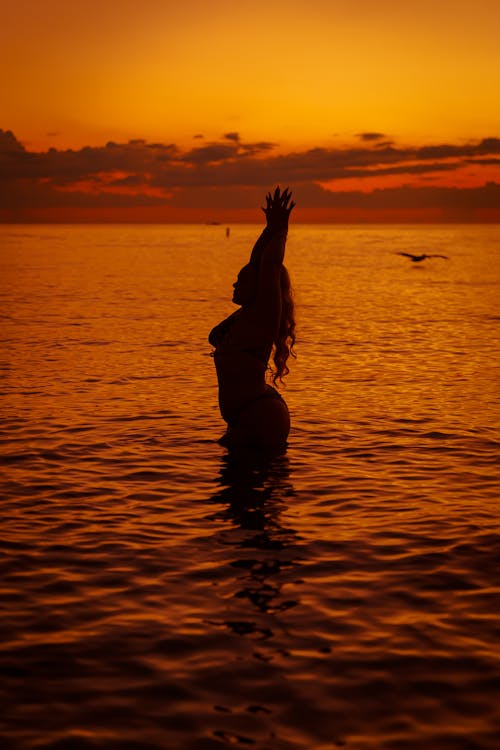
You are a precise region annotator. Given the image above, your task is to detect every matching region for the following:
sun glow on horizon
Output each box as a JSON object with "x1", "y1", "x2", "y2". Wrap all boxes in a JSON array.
[{"x1": 1, "y1": 0, "x2": 499, "y2": 221}]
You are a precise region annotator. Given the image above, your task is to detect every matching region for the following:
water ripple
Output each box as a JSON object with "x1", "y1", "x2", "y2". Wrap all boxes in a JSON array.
[{"x1": 1, "y1": 224, "x2": 499, "y2": 749}]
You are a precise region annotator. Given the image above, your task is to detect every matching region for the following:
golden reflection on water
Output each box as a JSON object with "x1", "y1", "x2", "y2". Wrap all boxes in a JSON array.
[
  {"x1": 208, "y1": 454, "x2": 301, "y2": 629},
  {"x1": 1, "y1": 224, "x2": 499, "y2": 749}
]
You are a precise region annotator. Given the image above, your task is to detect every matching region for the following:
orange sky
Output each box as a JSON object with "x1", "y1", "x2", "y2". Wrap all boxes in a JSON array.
[{"x1": 1, "y1": 0, "x2": 499, "y2": 222}]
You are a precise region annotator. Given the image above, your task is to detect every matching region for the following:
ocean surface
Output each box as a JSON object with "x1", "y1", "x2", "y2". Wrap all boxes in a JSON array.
[{"x1": 1, "y1": 223, "x2": 499, "y2": 750}]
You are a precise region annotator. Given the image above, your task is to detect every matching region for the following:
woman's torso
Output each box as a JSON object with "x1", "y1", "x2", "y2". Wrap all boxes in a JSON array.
[{"x1": 209, "y1": 310, "x2": 272, "y2": 423}]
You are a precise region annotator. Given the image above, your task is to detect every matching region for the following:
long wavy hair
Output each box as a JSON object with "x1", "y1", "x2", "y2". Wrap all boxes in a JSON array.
[{"x1": 271, "y1": 265, "x2": 296, "y2": 385}]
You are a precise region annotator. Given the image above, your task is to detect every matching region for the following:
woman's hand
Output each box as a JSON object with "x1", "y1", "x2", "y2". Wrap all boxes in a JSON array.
[{"x1": 262, "y1": 186, "x2": 295, "y2": 230}]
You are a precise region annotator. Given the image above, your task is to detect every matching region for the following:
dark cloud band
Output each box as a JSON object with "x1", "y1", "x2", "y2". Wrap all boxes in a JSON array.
[{"x1": 1, "y1": 128, "x2": 499, "y2": 217}]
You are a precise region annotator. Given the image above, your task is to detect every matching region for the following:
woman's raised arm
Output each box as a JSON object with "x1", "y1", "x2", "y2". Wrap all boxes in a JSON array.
[
  {"x1": 230, "y1": 188, "x2": 295, "y2": 349},
  {"x1": 247, "y1": 188, "x2": 295, "y2": 337},
  {"x1": 249, "y1": 187, "x2": 295, "y2": 266}
]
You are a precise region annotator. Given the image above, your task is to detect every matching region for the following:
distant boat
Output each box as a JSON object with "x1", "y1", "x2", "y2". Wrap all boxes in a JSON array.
[
  {"x1": 396, "y1": 252, "x2": 449, "y2": 262},
  {"x1": 206, "y1": 221, "x2": 221, "y2": 225}
]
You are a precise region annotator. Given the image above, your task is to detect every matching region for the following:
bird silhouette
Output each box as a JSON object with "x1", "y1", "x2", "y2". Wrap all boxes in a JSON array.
[{"x1": 396, "y1": 252, "x2": 449, "y2": 262}]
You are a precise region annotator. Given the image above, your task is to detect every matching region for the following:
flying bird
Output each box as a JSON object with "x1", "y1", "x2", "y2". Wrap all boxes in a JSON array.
[{"x1": 396, "y1": 252, "x2": 449, "y2": 262}]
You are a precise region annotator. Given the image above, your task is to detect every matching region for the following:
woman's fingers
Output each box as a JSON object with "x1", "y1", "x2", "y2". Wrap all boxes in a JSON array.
[
  {"x1": 265, "y1": 187, "x2": 295, "y2": 220},
  {"x1": 281, "y1": 189, "x2": 292, "y2": 210},
  {"x1": 262, "y1": 192, "x2": 272, "y2": 217}
]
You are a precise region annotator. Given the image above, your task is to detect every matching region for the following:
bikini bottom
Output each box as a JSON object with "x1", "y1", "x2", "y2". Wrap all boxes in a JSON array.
[{"x1": 228, "y1": 386, "x2": 287, "y2": 429}]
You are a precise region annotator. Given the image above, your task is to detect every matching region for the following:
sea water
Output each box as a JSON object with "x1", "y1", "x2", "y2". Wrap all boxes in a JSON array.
[{"x1": 1, "y1": 224, "x2": 499, "y2": 749}]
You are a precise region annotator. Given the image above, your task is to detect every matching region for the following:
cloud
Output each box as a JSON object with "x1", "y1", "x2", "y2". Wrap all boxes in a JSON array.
[
  {"x1": 291, "y1": 181, "x2": 500, "y2": 210},
  {"x1": 357, "y1": 132, "x2": 386, "y2": 141},
  {"x1": 0, "y1": 129, "x2": 25, "y2": 153},
  {"x1": 1, "y1": 128, "x2": 499, "y2": 219},
  {"x1": 3, "y1": 128, "x2": 499, "y2": 186},
  {"x1": 467, "y1": 158, "x2": 500, "y2": 166},
  {"x1": 180, "y1": 141, "x2": 241, "y2": 164}
]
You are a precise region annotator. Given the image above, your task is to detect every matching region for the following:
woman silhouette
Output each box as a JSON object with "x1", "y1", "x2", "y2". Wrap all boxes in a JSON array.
[{"x1": 209, "y1": 187, "x2": 296, "y2": 455}]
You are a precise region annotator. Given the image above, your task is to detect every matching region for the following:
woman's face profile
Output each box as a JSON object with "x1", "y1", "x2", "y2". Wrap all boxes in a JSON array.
[{"x1": 232, "y1": 264, "x2": 257, "y2": 306}]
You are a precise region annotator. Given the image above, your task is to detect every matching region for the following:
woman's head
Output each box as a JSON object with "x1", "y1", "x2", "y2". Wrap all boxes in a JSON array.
[{"x1": 232, "y1": 263, "x2": 258, "y2": 306}]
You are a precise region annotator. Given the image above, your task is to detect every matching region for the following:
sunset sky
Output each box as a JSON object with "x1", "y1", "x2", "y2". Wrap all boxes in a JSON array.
[{"x1": 1, "y1": 0, "x2": 499, "y2": 222}]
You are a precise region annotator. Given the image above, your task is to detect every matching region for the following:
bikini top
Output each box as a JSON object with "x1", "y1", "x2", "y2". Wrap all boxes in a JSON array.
[{"x1": 209, "y1": 311, "x2": 270, "y2": 365}]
